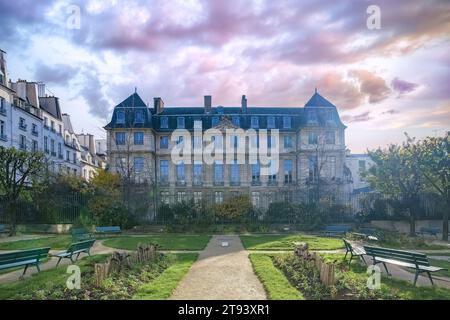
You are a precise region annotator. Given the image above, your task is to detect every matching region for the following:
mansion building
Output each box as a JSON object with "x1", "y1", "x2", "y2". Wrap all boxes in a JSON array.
[{"x1": 105, "y1": 91, "x2": 352, "y2": 208}]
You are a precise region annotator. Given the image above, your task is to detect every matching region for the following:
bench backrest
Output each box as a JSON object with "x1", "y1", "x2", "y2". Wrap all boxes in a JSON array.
[
  {"x1": 67, "y1": 240, "x2": 95, "y2": 253},
  {"x1": 360, "y1": 227, "x2": 376, "y2": 235},
  {"x1": 325, "y1": 225, "x2": 351, "y2": 232},
  {"x1": 363, "y1": 245, "x2": 429, "y2": 266},
  {"x1": 71, "y1": 227, "x2": 89, "y2": 235},
  {"x1": 420, "y1": 227, "x2": 439, "y2": 233},
  {"x1": 0, "y1": 247, "x2": 50, "y2": 265},
  {"x1": 343, "y1": 238, "x2": 353, "y2": 251},
  {"x1": 96, "y1": 226, "x2": 121, "y2": 233}
]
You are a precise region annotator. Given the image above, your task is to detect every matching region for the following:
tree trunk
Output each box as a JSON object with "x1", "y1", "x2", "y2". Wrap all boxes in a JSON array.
[
  {"x1": 7, "y1": 199, "x2": 18, "y2": 237},
  {"x1": 409, "y1": 208, "x2": 416, "y2": 237},
  {"x1": 442, "y1": 199, "x2": 449, "y2": 242}
]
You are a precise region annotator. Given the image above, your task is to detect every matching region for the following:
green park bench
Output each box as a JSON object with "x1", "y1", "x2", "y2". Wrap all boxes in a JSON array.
[
  {"x1": 95, "y1": 226, "x2": 122, "y2": 237},
  {"x1": 71, "y1": 227, "x2": 93, "y2": 241},
  {"x1": 323, "y1": 225, "x2": 351, "y2": 237},
  {"x1": 51, "y1": 240, "x2": 96, "y2": 266},
  {"x1": 0, "y1": 247, "x2": 50, "y2": 276},
  {"x1": 416, "y1": 227, "x2": 440, "y2": 238},
  {"x1": 363, "y1": 245, "x2": 447, "y2": 286},
  {"x1": 343, "y1": 239, "x2": 366, "y2": 264}
]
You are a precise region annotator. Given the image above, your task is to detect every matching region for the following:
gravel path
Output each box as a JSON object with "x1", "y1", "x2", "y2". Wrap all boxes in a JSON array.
[{"x1": 170, "y1": 235, "x2": 267, "y2": 300}]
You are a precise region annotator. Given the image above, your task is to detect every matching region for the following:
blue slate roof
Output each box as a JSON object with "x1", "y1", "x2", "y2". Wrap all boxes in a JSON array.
[
  {"x1": 304, "y1": 91, "x2": 337, "y2": 108},
  {"x1": 105, "y1": 91, "x2": 346, "y2": 130}
]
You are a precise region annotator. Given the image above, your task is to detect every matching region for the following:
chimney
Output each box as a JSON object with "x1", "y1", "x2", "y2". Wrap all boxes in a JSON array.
[
  {"x1": 204, "y1": 95, "x2": 212, "y2": 114},
  {"x1": 89, "y1": 134, "x2": 96, "y2": 155},
  {"x1": 38, "y1": 82, "x2": 46, "y2": 97},
  {"x1": 153, "y1": 97, "x2": 164, "y2": 114},
  {"x1": 26, "y1": 82, "x2": 40, "y2": 108},
  {"x1": 241, "y1": 95, "x2": 247, "y2": 113}
]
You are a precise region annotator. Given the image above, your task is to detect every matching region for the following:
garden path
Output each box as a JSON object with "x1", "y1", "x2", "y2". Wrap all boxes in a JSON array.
[{"x1": 170, "y1": 235, "x2": 267, "y2": 300}]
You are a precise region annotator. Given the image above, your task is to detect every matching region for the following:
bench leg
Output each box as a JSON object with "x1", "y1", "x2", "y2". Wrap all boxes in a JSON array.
[
  {"x1": 76, "y1": 252, "x2": 81, "y2": 260},
  {"x1": 349, "y1": 253, "x2": 353, "y2": 264},
  {"x1": 360, "y1": 255, "x2": 367, "y2": 266},
  {"x1": 344, "y1": 250, "x2": 349, "y2": 259},
  {"x1": 35, "y1": 263, "x2": 41, "y2": 272},
  {"x1": 426, "y1": 271, "x2": 435, "y2": 286},
  {"x1": 56, "y1": 257, "x2": 62, "y2": 267},
  {"x1": 382, "y1": 262, "x2": 390, "y2": 276},
  {"x1": 70, "y1": 254, "x2": 75, "y2": 263},
  {"x1": 413, "y1": 270, "x2": 420, "y2": 286},
  {"x1": 21, "y1": 264, "x2": 29, "y2": 277}
]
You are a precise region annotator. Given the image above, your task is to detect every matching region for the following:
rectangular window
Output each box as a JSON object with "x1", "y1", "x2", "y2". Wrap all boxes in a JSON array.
[
  {"x1": 309, "y1": 155, "x2": 318, "y2": 181},
  {"x1": 193, "y1": 161, "x2": 202, "y2": 185},
  {"x1": 160, "y1": 136, "x2": 169, "y2": 149},
  {"x1": 134, "y1": 157, "x2": 144, "y2": 173},
  {"x1": 73, "y1": 152, "x2": 76, "y2": 164},
  {"x1": 251, "y1": 191, "x2": 260, "y2": 207},
  {"x1": 32, "y1": 123, "x2": 38, "y2": 136},
  {"x1": 214, "y1": 161, "x2": 223, "y2": 184},
  {"x1": 134, "y1": 132, "x2": 144, "y2": 145},
  {"x1": 58, "y1": 143, "x2": 62, "y2": 157},
  {"x1": 66, "y1": 150, "x2": 70, "y2": 161},
  {"x1": 359, "y1": 160, "x2": 366, "y2": 172},
  {"x1": 252, "y1": 161, "x2": 260, "y2": 184},
  {"x1": 32, "y1": 140, "x2": 38, "y2": 152},
  {"x1": 160, "y1": 160, "x2": 169, "y2": 182},
  {"x1": 59, "y1": 124, "x2": 62, "y2": 134},
  {"x1": 215, "y1": 191, "x2": 223, "y2": 204},
  {"x1": 267, "y1": 116, "x2": 275, "y2": 129},
  {"x1": 177, "y1": 191, "x2": 186, "y2": 203},
  {"x1": 193, "y1": 191, "x2": 202, "y2": 204},
  {"x1": 116, "y1": 110, "x2": 125, "y2": 124},
  {"x1": 0, "y1": 97, "x2": 5, "y2": 113},
  {"x1": 268, "y1": 160, "x2": 277, "y2": 184},
  {"x1": 176, "y1": 161, "x2": 185, "y2": 183},
  {"x1": 160, "y1": 116, "x2": 168, "y2": 128},
  {"x1": 177, "y1": 117, "x2": 185, "y2": 128},
  {"x1": 251, "y1": 116, "x2": 259, "y2": 128},
  {"x1": 44, "y1": 136, "x2": 48, "y2": 152},
  {"x1": 212, "y1": 116, "x2": 219, "y2": 127},
  {"x1": 51, "y1": 121, "x2": 55, "y2": 131},
  {"x1": 115, "y1": 132, "x2": 126, "y2": 145},
  {"x1": 161, "y1": 191, "x2": 170, "y2": 204},
  {"x1": 20, "y1": 135, "x2": 26, "y2": 150},
  {"x1": 19, "y1": 117, "x2": 26, "y2": 130},
  {"x1": 308, "y1": 132, "x2": 318, "y2": 144},
  {"x1": 284, "y1": 135, "x2": 292, "y2": 148},
  {"x1": 0, "y1": 120, "x2": 5, "y2": 139},
  {"x1": 283, "y1": 116, "x2": 291, "y2": 129},
  {"x1": 51, "y1": 139, "x2": 55, "y2": 154},
  {"x1": 194, "y1": 120, "x2": 202, "y2": 129},
  {"x1": 232, "y1": 116, "x2": 240, "y2": 127},
  {"x1": 230, "y1": 160, "x2": 240, "y2": 185},
  {"x1": 135, "y1": 110, "x2": 144, "y2": 123},
  {"x1": 325, "y1": 131, "x2": 335, "y2": 144},
  {"x1": 284, "y1": 159, "x2": 293, "y2": 184},
  {"x1": 329, "y1": 156, "x2": 336, "y2": 178}
]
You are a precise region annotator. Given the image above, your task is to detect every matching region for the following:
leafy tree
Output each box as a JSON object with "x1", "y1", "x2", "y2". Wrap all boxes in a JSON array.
[
  {"x1": 416, "y1": 132, "x2": 450, "y2": 241},
  {"x1": 365, "y1": 136, "x2": 424, "y2": 236},
  {"x1": 0, "y1": 147, "x2": 46, "y2": 235},
  {"x1": 212, "y1": 195, "x2": 253, "y2": 222}
]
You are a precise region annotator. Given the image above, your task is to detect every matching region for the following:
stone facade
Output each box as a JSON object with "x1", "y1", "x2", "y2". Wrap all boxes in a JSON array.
[{"x1": 105, "y1": 91, "x2": 351, "y2": 208}]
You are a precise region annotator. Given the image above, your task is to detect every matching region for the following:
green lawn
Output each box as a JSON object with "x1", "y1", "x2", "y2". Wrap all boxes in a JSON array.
[
  {"x1": 0, "y1": 254, "x2": 109, "y2": 299},
  {"x1": 0, "y1": 235, "x2": 72, "y2": 251},
  {"x1": 103, "y1": 235, "x2": 211, "y2": 251},
  {"x1": 133, "y1": 253, "x2": 198, "y2": 300},
  {"x1": 241, "y1": 234, "x2": 344, "y2": 251},
  {"x1": 249, "y1": 254, "x2": 303, "y2": 300}
]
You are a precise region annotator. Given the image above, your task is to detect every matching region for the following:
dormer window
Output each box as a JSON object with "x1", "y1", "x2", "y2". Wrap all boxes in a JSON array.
[
  {"x1": 232, "y1": 116, "x2": 240, "y2": 127},
  {"x1": 134, "y1": 110, "x2": 144, "y2": 124},
  {"x1": 212, "y1": 116, "x2": 219, "y2": 127},
  {"x1": 251, "y1": 116, "x2": 259, "y2": 128},
  {"x1": 267, "y1": 116, "x2": 275, "y2": 129},
  {"x1": 117, "y1": 110, "x2": 125, "y2": 124},
  {"x1": 217, "y1": 106, "x2": 224, "y2": 114},
  {"x1": 177, "y1": 117, "x2": 185, "y2": 129},
  {"x1": 283, "y1": 116, "x2": 291, "y2": 129},
  {"x1": 160, "y1": 116, "x2": 168, "y2": 128}
]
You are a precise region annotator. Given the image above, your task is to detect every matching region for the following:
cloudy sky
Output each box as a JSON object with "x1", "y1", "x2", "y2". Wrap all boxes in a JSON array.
[{"x1": 1, "y1": 0, "x2": 449, "y2": 152}]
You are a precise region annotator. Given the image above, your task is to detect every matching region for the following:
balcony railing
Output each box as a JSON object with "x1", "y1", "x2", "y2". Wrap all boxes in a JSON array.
[
  {"x1": 19, "y1": 144, "x2": 27, "y2": 151},
  {"x1": 176, "y1": 179, "x2": 186, "y2": 186},
  {"x1": 19, "y1": 123, "x2": 27, "y2": 131},
  {"x1": 32, "y1": 130, "x2": 39, "y2": 137},
  {"x1": 213, "y1": 181, "x2": 224, "y2": 186},
  {"x1": 267, "y1": 179, "x2": 278, "y2": 186},
  {"x1": 0, "y1": 107, "x2": 6, "y2": 116},
  {"x1": 0, "y1": 134, "x2": 7, "y2": 142},
  {"x1": 251, "y1": 179, "x2": 261, "y2": 186}
]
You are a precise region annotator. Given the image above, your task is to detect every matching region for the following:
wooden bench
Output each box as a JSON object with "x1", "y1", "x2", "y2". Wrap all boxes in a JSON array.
[
  {"x1": 0, "y1": 247, "x2": 50, "y2": 276},
  {"x1": 323, "y1": 225, "x2": 351, "y2": 236},
  {"x1": 416, "y1": 227, "x2": 440, "y2": 238},
  {"x1": 343, "y1": 239, "x2": 366, "y2": 264},
  {"x1": 71, "y1": 227, "x2": 93, "y2": 241},
  {"x1": 51, "y1": 240, "x2": 96, "y2": 266},
  {"x1": 363, "y1": 245, "x2": 447, "y2": 286},
  {"x1": 352, "y1": 227, "x2": 379, "y2": 241},
  {"x1": 95, "y1": 226, "x2": 121, "y2": 237}
]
